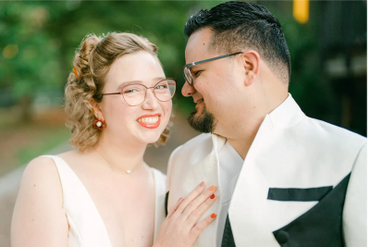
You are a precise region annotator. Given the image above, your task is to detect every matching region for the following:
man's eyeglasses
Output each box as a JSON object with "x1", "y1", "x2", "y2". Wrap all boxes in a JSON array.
[
  {"x1": 183, "y1": 52, "x2": 243, "y2": 86},
  {"x1": 102, "y1": 78, "x2": 176, "y2": 106}
]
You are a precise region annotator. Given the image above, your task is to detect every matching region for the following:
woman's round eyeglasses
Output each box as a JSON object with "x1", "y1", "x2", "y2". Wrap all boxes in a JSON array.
[{"x1": 102, "y1": 78, "x2": 176, "y2": 106}]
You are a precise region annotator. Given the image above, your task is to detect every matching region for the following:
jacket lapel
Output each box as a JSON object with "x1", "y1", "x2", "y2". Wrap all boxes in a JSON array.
[
  {"x1": 228, "y1": 114, "x2": 277, "y2": 246},
  {"x1": 228, "y1": 95, "x2": 306, "y2": 246},
  {"x1": 167, "y1": 134, "x2": 226, "y2": 247}
]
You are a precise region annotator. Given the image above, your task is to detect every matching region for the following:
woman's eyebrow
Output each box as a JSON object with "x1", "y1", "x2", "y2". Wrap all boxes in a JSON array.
[
  {"x1": 116, "y1": 77, "x2": 166, "y2": 90},
  {"x1": 116, "y1": 80, "x2": 141, "y2": 90}
]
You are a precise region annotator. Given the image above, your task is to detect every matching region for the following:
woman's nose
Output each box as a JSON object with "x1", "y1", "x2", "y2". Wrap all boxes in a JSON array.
[{"x1": 142, "y1": 89, "x2": 159, "y2": 109}]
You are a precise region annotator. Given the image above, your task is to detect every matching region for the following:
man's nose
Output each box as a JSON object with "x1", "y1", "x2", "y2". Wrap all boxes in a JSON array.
[{"x1": 181, "y1": 81, "x2": 196, "y2": 97}]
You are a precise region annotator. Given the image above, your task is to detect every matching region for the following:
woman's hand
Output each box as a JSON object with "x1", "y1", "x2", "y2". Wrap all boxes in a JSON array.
[{"x1": 154, "y1": 182, "x2": 217, "y2": 247}]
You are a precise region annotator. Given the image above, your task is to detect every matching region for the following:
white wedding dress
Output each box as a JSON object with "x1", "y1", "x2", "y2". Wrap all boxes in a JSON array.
[{"x1": 43, "y1": 155, "x2": 166, "y2": 247}]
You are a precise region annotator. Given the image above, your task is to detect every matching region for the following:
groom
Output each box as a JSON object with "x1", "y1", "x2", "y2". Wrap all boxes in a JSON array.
[{"x1": 166, "y1": 1, "x2": 367, "y2": 247}]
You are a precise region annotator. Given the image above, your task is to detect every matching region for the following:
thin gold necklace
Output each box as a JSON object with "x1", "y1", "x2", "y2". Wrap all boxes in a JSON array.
[{"x1": 96, "y1": 151, "x2": 135, "y2": 174}]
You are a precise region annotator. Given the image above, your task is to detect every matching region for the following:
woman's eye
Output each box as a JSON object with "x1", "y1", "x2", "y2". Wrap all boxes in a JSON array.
[
  {"x1": 124, "y1": 88, "x2": 139, "y2": 94},
  {"x1": 155, "y1": 84, "x2": 167, "y2": 90}
]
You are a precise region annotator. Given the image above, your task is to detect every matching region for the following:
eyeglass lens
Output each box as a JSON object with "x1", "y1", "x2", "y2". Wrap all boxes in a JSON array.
[
  {"x1": 122, "y1": 79, "x2": 176, "y2": 106},
  {"x1": 183, "y1": 67, "x2": 192, "y2": 85}
]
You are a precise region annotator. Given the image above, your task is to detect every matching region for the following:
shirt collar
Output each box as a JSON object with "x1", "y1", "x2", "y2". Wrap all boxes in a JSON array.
[{"x1": 267, "y1": 93, "x2": 305, "y2": 129}]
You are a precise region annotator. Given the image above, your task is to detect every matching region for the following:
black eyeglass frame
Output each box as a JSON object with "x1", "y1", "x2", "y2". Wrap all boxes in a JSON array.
[
  {"x1": 183, "y1": 52, "x2": 243, "y2": 86},
  {"x1": 101, "y1": 78, "x2": 177, "y2": 107}
]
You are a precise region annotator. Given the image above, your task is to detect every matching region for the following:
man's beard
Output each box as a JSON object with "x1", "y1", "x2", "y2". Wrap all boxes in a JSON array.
[{"x1": 187, "y1": 104, "x2": 215, "y2": 133}]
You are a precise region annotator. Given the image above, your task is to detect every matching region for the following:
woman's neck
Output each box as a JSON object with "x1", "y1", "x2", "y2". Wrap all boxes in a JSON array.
[{"x1": 93, "y1": 138, "x2": 148, "y2": 175}]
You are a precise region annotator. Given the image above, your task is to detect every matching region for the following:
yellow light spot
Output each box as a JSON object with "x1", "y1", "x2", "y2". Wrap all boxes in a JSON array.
[
  {"x1": 3, "y1": 44, "x2": 19, "y2": 59},
  {"x1": 293, "y1": 0, "x2": 309, "y2": 24}
]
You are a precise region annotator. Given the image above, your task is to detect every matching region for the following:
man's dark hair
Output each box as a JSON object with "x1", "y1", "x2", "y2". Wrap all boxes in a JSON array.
[{"x1": 184, "y1": 1, "x2": 291, "y2": 83}]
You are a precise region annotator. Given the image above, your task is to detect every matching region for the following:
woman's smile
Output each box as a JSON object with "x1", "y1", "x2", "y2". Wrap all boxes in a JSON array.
[{"x1": 136, "y1": 113, "x2": 161, "y2": 129}]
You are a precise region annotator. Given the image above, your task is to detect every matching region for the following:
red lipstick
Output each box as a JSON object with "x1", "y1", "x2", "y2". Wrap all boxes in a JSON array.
[{"x1": 136, "y1": 113, "x2": 161, "y2": 129}]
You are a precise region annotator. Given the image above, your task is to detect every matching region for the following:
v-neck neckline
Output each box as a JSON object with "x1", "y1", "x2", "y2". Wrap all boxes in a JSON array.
[{"x1": 55, "y1": 155, "x2": 159, "y2": 247}]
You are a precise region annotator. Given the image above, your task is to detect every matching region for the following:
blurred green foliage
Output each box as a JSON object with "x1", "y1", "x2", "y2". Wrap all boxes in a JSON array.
[
  {"x1": 0, "y1": 1, "x2": 224, "y2": 110},
  {"x1": 279, "y1": 11, "x2": 335, "y2": 122},
  {"x1": 1, "y1": 1, "x2": 366, "y2": 135}
]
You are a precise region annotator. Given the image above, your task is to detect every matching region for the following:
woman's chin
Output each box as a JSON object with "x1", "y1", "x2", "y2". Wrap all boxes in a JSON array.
[{"x1": 141, "y1": 134, "x2": 162, "y2": 145}]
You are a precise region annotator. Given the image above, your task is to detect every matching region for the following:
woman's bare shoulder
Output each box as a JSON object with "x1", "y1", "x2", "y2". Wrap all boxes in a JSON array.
[
  {"x1": 20, "y1": 155, "x2": 63, "y2": 194},
  {"x1": 12, "y1": 155, "x2": 69, "y2": 246},
  {"x1": 56, "y1": 149, "x2": 81, "y2": 161},
  {"x1": 25, "y1": 156, "x2": 59, "y2": 177}
]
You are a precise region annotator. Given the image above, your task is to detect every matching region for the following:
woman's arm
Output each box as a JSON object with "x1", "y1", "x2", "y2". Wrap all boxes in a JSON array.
[{"x1": 11, "y1": 157, "x2": 69, "y2": 247}]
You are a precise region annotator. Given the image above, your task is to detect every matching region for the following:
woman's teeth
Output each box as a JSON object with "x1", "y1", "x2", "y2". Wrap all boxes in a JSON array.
[{"x1": 137, "y1": 116, "x2": 159, "y2": 123}]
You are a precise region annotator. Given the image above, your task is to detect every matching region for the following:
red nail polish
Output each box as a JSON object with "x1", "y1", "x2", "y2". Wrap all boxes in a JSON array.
[
  {"x1": 210, "y1": 194, "x2": 215, "y2": 199},
  {"x1": 209, "y1": 185, "x2": 216, "y2": 191},
  {"x1": 211, "y1": 213, "x2": 217, "y2": 219}
]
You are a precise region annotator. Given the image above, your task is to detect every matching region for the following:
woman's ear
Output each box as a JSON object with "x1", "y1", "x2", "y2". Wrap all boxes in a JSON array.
[
  {"x1": 89, "y1": 98, "x2": 104, "y2": 120},
  {"x1": 242, "y1": 50, "x2": 260, "y2": 86}
]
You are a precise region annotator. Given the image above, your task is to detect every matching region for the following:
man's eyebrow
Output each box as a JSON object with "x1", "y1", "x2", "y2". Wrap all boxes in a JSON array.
[{"x1": 189, "y1": 64, "x2": 203, "y2": 72}]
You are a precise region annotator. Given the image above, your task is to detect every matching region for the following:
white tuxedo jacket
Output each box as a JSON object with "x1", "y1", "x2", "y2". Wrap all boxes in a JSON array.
[{"x1": 166, "y1": 95, "x2": 366, "y2": 247}]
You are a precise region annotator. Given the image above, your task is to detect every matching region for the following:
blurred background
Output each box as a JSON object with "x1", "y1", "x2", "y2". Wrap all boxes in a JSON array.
[{"x1": 0, "y1": 1, "x2": 367, "y2": 246}]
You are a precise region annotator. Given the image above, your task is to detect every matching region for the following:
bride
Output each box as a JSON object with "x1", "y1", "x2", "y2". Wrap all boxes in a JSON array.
[{"x1": 11, "y1": 32, "x2": 217, "y2": 247}]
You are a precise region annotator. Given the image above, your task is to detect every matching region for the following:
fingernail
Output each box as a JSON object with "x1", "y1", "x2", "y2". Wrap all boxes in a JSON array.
[
  {"x1": 200, "y1": 182, "x2": 205, "y2": 187},
  {"x1": 210, "y1": 194, "x2": 215, "y2": 199},
  {"x1": 209, "y1": 185, "x2": 216, "y2": 191},
  {"x1": 211, "y1": 213, "x2": 217, "y2": 219},
  {"x1": 177, "y1": 197, "x2": 183, "y2": 202}
]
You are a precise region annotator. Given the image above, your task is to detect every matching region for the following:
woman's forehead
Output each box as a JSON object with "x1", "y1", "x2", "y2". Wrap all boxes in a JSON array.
[{"x1": 105, "y1": 51, "x2": 165, "y2": 89}]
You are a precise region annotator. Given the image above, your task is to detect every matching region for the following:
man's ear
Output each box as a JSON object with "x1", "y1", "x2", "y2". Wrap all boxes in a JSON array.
[
  {"x1": 89, "y1": 98, "x2": 104, "y2": 120},
  {"x1": 242, "y1": 50, "x2": 260, "y2": 86}
]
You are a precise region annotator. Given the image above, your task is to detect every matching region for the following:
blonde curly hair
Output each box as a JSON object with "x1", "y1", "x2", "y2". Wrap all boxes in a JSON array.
[{"x1": 65, "y1": 32, "x2": 170, "y2": 152}]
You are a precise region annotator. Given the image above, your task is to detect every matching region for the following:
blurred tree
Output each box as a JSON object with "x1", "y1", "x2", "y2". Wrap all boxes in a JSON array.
[
  {"x1": 0, "y1": 1, "x2": 224, "y2": 120},
  {"x1": 1, "y1": 2, "x2": 63, "y2": 119},
  {"x1": 283, "y1": 13, "x2": 335, "y2": 123},
  {"x1": 1, "y1": 1, "x2": 366, "y2": 136},
  {"x1": 258, "y1": 1, "x2": 335, "y2": 122}
]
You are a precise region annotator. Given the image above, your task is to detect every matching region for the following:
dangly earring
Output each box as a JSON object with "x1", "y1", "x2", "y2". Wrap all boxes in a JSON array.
[{"x1": 93, "y1": 119, "x2": 106, "y2": 130}]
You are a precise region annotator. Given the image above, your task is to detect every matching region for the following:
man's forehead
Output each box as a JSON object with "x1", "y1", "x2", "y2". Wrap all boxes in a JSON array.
[{"x1": 185, "y1": 28, "x2": 215, "y2": 63}]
